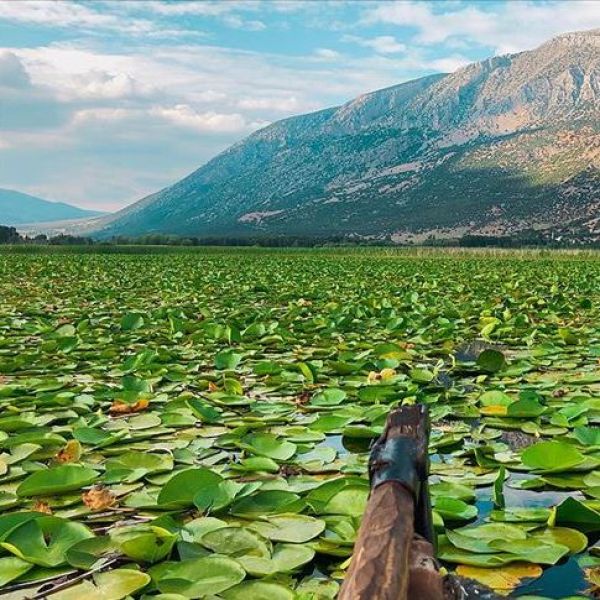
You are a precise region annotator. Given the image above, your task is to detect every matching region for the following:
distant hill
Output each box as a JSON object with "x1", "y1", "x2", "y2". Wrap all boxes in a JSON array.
[
  {"x1": 0, "y1": 189, "x2": 103, "y2": 225},
  {"x1": 96, "y1": 29, "x2": 600, "y2": 244}
]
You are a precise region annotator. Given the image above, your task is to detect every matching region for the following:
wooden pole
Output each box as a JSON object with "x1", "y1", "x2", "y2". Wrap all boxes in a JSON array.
[
  {"x1": 339, "y1": 405, "x2": 443, "y2": 600},
  {"x1": 338, "y1": 481, "x2": 415, "y2": 600},
  {"x1": 408, "y1": 536, "x2": 445, "y2": 600}
]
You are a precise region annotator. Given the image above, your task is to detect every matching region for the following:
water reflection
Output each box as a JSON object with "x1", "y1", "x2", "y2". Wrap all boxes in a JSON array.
[
  {"x1": 505, "y1": 472, "x2": 586, "y2": 507},
  {"x1": 323, "y1": 434, "x2": 371, "y2": 456},
  {"x1": 515, "y1": 556, "x2": 588, "y2": 598},
  {"x1": 475, "y1": 473, "x2": 588, "y2": 598}
]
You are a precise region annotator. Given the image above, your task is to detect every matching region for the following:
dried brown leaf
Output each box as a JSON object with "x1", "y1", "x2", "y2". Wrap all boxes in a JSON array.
[{"x1": 82, "y1": 486, "x2": 117, "y2": 511}]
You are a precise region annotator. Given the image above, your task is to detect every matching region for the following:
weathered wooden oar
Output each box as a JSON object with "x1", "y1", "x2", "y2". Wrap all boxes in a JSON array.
[{"x1": 338, "y1": 404, "x2": 444, "y2": 600}]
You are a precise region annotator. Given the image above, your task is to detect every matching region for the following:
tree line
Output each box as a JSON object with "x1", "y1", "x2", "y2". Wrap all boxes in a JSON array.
[
  {"x1": 1, "y1": 224, "x2": 597, "y2": 248},
  {"x1": 0, "y1": 227, "x2": 392, "y2": 248},
  {"x1": 0, "y1": 226, "x2": 92, "y2": 245}
]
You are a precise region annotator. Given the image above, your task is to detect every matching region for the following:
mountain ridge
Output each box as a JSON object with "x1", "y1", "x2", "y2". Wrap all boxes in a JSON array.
[
  {"x1": 95, "y1": 28, "x2": 600, "y2": 243},
  {"x1": 0, "y1": 189, "x2": 104, "y2": 226}
]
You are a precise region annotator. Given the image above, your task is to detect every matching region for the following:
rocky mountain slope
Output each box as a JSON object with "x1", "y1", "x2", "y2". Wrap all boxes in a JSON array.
[
  {"x1": 0, "y1": 189, "x2": 103, "y2": 226},
  {"x1": 96, "y1": 29, "x2": 600, "y2": 243}
]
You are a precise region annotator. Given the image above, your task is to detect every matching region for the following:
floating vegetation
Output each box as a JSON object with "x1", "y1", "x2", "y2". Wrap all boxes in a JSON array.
[{"x1": 0, "y1": 247, "x2": 598, "y2": 598}]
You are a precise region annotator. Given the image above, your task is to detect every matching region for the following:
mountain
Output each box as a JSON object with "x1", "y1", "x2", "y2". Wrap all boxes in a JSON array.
[
  {"x1": 96, "y1": 29, "x2": 600, "y2": 243},
  {"x1": 0, "y1": 189, "x2": 104, "y2": 225}
]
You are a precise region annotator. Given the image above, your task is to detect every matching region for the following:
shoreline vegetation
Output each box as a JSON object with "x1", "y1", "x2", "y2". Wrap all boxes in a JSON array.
[
  {"x1": 1, "y1": 245, "x2": 599, "y2": 262},
  {"x1": 1, "y1": 225, "x2": 599, "y2": 251}
]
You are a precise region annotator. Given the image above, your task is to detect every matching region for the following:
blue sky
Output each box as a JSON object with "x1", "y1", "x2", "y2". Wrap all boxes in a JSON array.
[{"x1": 1, "y1": 0, "x2": 599, "y2": 211}]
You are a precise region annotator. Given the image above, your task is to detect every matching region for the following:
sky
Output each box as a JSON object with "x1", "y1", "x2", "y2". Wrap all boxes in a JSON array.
[{"x1": 1, "y1": 0, "x2": 600, "y2": 212}]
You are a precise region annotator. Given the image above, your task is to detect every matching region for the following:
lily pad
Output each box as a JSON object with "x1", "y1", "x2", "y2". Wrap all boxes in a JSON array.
[
  {"x1": 17, "y1": 465, "x2": 99, "y2": 497},
  {"x1": 521, "y1": 441, "x2": 585, "y2": 472},
  {"x1": 51, "y1": 568, "x2": 151, "y2": 600},
  {"x1": 158, "y1": 468, "x2": 223, "y2": 507},
  {"x1": 153, "y1": 555, "x2": 246, "y2": 597},
  {"x1": 201, "y1": 526, "x2": 271, "y2": 557},
  {"x1": 1, "y1": 515, "x2": 93, "y2": 567},
  {"x1": 111, "y1": 525, "x2": 177, "y2": 563},
  {"x1": 230, "y1": 490, "x2": 304, "y2": 517},
  {"x1": 237, "y1": 543, "x2": 314, "y2": 576},
  {"x1": 0, "y1": 556, "x2": 34, "y2": 586},
  {"x1": 455, "y1": 563, "x2": 543, "y2": 593},
  {"x1": 241, "y1": 433, "x2": 297, "y2": 461},
  {"x1": 221, "y1": 581, "x2": 295, "y2": 600},
  {"x1": 250, "y1": 514, "x2": 326, "y2": 543}
]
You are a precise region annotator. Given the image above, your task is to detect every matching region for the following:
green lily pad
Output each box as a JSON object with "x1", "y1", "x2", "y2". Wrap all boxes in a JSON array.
[
  {"x1": 250, "y1": 514, "x2": 325, "y2": 543},
  {"x1": 111, "y1": 525, "x2": 177, "y2": 563},
  {"x1": 438, "y1": 536, "x2": 514, "y2": 567},
  {"x1": 477, "y1": 349, "x2": 506, "y2": 373},
  {"x1": 311, "y1": 388, "x2": 347, "y2": 407},
  {"x1": 430, "y1": 482, "x2": 476, "y2": 502},
  {"x1": 158, "y1": 468, "x2": 223, "y2": 507},
  {"x1": 221, "y1": 581, "x2": 295, "y2": 600},
  {"x1": 434, "y1": 497, "x2": 478, "y2": 521},
  {"x1": 490, "y1": 538, "x2": 569, "y2": 565},
  {"x1": 479, "y1": 390, "x2": 513, "y2": 407},
  {"x1": 237, "y1": 543, "x2": 314, "y2": 576},
  {"x1": 104, "y1": 452, "x2": 173, "y2": 483},
  {"x1": 322, "y1": 486, "x2": 369, "y2": 517},
  {"x1": 507, "y1": 397, "x2": 546, "y2": 418},
  {"x1": 573, "y1": 427, "x2": 600, "y2": 447},
  {"x1": 491, "y1": 507, "x2": 552, "y2": 523},
  {"x1": 446, "y1": 523, "x2": 526, "y2": 553},
  {"x1": 182, "y1": 516, "x2": 228, "y2": 542},
  {"x1": 153, "y1": 555, "x2": 246, "y2": 597},
  {"x1": 553, "y1": 497, "x2": 600, "y2": 533},
  {"x1": 0, "y1": 556, "x2": 34, "y2": 586},
  {"x1": 201, "y1": 526, "x2": 271, "y2": 557},
  {"x1": 232, "y1": 456, "x2": 280, "y2": 473},
  {"x1": 215, "y1": 350, "x2": 243, "y2": 370},
  {"x1": 186, "y1": 397, "x2": 221, "y2": 423},
  {"x1": 66, "y1": 535, "x2": 120, "y2": 569},
  {"x1": 532, "y1": 527, "x2": 588, "y2": 554},
  {"x1": 1, "y1": 515, "x2": 93, "y2": 567},
  {"x1": 121, "y1": 313, "x2": 145, "y2": 331},
  {"x1": 16, "y1": 465, "x2": 99, "y2": 497},
  {"x1": 521, "y1": 441, "x2": 585, "y2": 472},
  {"x1": 241, "y1": 433, "x2": 297, "y2": 461},
  {"x1": 194, "y1": 479, "x2": 242, "y2": 513},
  {"x1": 51, "y1": 568, "x2": 150, "y2": 600},
  {"x1": 230, "y1": 490, "x2": 304, "y2": 517}
]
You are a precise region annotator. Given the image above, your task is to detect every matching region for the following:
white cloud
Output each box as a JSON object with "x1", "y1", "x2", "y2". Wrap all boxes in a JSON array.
[
  {"x1": 364, "y1": 1, "x2": 600, "y2": 54},
  {"x1": 238, "y1": 96, "x2": 306, "y2": 112},
  {"x1": 191, "y1": 90, "x2": 228, "y2": 103},
  {"x1": 343, "y1": 35, "x2": 406, "y2": 54},
  {"x1": 270, "y1": 1, "x2": 312, "y2": 14},
  {"x1": 427, "y1": 55, "x2": 471, "y2": 73},
  {"x1": 71, "y1": 103, "x2": 266, "y2": 135},
  {"x1": 0, "y1": 129, "x2": 76, "y2": 150},
  {"x1": 0, "y1": 51, "x2": 31, "y2": 89},
  {"x1": 222, "y1": 14, "x2": 266, "y2": 31},
  {"x1": 143, "y1": 0, "x2": 267, "y2": 31},
  {"x1": 151, "y1": 104, "x2": 268, "y2": 133},
  {"x1": 71, "y1": 107, "x2": 139, "y2": 125},
  {"x1": 0, "y1": 101, "x2": 246, "y2": 209},
  {"x1": 143, "y1": 1, "x2": 235, "y2": 17},
  {"x1": 313, "y1": 48, "x2": 342, "y2": 60},
  {"x1": 0, "y1": 0, "x2": 156, "y2": 35},
  {"x1": 69, "y1": 71, "x2": 156, "y2": 100}
]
